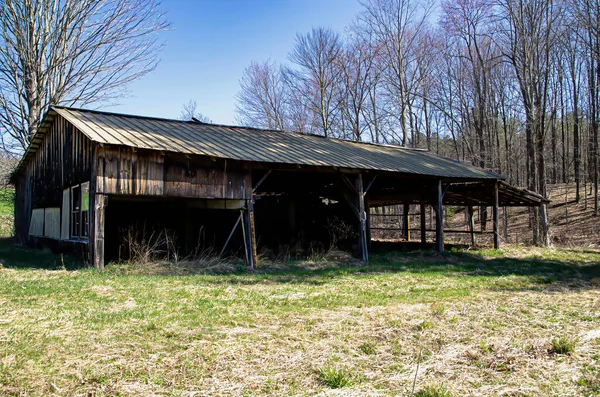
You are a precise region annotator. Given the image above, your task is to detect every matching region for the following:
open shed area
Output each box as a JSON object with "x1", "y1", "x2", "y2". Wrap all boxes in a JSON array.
[{"x1": 12, "y1": 107, "x2": 547, "y2": 268}]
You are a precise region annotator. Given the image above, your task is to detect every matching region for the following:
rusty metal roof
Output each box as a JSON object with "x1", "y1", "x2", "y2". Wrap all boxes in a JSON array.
[{"x1": 25, "y1": 106, "x2": 505, "y2": 180}]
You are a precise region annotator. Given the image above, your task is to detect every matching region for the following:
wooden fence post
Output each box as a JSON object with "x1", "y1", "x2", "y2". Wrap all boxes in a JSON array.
[
  {"x1": 493, "y1": 182, "x2": 500, "y2": 249},
  {"x1": 420, "y1": 202, "x2": 426, "y2": 244},
  {"x1": 436, "y1": 180, "x2": 444, "y2": 253},
  {"x1": 403, "y1": 203, "x2": 410, "y2": 241}
]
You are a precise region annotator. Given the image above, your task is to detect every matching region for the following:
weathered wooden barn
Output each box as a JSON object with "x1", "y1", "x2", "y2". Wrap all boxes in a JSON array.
[{"x1": 12, "y1": 107, "x2": 546, "y2": 269}]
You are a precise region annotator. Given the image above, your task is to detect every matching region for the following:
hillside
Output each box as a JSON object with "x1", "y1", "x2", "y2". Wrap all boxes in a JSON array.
[
  {"x1": 463, "y1": 183, "x2": 600, "y2": 248},
  {"x1": 370, "y1": 183, "x2": 600, "y2": 249}
]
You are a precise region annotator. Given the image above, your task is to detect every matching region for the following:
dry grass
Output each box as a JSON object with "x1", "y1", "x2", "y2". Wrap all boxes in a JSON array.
[{"x1": 1, "y1": 245, "x2": 599, "y2": 396}]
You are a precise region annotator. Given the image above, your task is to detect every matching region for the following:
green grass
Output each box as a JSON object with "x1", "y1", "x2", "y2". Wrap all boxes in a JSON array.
[
  {"x1": 0, "y1": 243, "x2": 599, "y2": 395},
  {"x1": 316, "y1": 364, "x2": 353, "y2": 388},
  {"x1": 0, "y1": 188, "x2": 14, "y2": 215},
  {"x1": 0, "y1": 188, "x2": 14, "y2": 237},
  {"x1": 415, "y1": 384, "x2": 452, "y2": 397}
]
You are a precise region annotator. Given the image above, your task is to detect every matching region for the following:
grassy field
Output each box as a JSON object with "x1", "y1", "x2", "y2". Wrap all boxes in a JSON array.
[
  {"x1": 1, "y1": 244, "x2": 599, "y2": 396},
  {"x1": 0, "y1": 188, "x2": 14, "y2": 237}
]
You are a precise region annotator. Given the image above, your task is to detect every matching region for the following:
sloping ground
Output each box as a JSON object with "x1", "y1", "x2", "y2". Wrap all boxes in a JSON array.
[
  {"x1": 372, "y1": 183, "x2": 599, "y2": 248},
  {"x1": 520, "y1": 183, "x2": 599, "y2": 247},
  {"x1": 0, "y1": 244, "x2": 599, "y2": 396},
  {"x1": 465, "y1": 183, "x2": 600, "y2": 248}
]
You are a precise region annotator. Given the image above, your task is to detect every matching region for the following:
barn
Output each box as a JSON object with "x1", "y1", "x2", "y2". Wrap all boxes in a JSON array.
[{"x1": 12, "y1": 106, "x2": 547, "y2": 269}]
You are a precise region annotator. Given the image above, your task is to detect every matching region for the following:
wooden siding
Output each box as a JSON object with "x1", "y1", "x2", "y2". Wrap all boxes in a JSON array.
[
  {"x1": 14, "y1": 115, "x2": 93, "y2": 242},
  {"x1": 61, "y1": 189, "x2": 70, "y2": 240},
  {"x1": 44, "y1": 208, "x2": 61, "y2": 239},
  {"x1": 95, "y1": 147, "x2": 250, "y2": 199},
  {"x1": 29, "y1": 209, "x2": 44, "y2": 236}
]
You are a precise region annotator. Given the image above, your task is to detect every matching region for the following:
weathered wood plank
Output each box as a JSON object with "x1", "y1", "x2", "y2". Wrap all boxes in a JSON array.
[
  {"x1": 420, "y1": 202, "x2": 426, "y2": 244},
  {"x1": 356, "y1": 173, "x2": 368, "y2": 261},
  {"x1": 467, "y1": 206, "x2": 476, "y2": 246},
  {"x1": 436, "y1": 180, "x2": 444, "y2": 253},
  {"x1": 493, "y1": 182, "x2": 500, "y2": 249},
  {"x1": 61, "y1": 189, "x2": 70, "y2": 240},
  {"x1": 93, "y1": 194, "x2": 105, "y2": 270},
  {"x1": 402, "y1": 203, "x2": 410, "y2": 241}
]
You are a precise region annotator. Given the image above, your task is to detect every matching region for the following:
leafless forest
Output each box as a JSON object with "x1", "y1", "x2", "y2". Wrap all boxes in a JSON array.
[{"x1": 235, "y1": 0, "x2": 600, "y2": 246}]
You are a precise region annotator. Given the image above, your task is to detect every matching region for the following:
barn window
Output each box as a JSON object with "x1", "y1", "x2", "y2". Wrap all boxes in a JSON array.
[{"x1": 70, "y1": 182, "x2": 90, "y2": 238}]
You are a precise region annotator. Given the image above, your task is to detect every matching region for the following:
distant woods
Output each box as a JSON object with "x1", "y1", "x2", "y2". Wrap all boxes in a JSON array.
[
  {"x1": 235, "y1": 0, "x2": 600, "y2": 244},
  {"x1": 0, "y1": 0, "x2": 169, "y2": 153}
]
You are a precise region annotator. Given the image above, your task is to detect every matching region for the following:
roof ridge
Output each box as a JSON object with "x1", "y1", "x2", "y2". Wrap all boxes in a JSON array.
[
  {"x1": 22, "y1": 106, "x2": 505, "y2": 181},
  {"x1": 51, "y1": 106, "x2": 438, "y2": 153}
]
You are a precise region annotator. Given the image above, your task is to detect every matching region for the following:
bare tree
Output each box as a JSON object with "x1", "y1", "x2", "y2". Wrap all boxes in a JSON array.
[
  {"x1": 235, "y1": 60, "x2": 288, "y2": 130},
  {"x1": 0, "y1": 0, "x2": 168, "y2": 152},
  {"x1": 496, "y1": 0, "x2": 563, "y2": 245},
  {"x1": 562, "y1": 16, "x2": 584, "y2": 202},
  {"x1": 573, "y1": 0, "x2": 600, "y2": 215},
  {"x1": 335, "y1": 35, "x2": 379, "y2": 141},
  {"x1": 232, "y1": 0, "x2": 599, "y2": 244},
  {"x1": 0, "y1": 151, "x2": 18, "y2": 186},
  {"x1": 442, "y1": 0, "x2": 502, "y2": 229},
  {"x1": 286, "y1": 27, "x2": 343, "y2": 137},
  {"x1": 180, "y1": 100, "x2": 212, "y2": 123},
  {"x1": 360, "y1": 0, "x2": 435, "y2": 147}
]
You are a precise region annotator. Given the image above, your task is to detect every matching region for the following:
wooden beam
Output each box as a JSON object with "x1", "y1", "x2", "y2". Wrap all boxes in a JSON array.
[
  {"x1": 93, "y1": 194, "x2": 105, "y2": 270},
  {"x1": 356, "y1": 173, "x2": 368, "y2": 261},
  {"x1": 467, "y1": 206, "x2": 475, "y2": 247},
  {"x1": 342, "y1": 191, "x2": 361, "y2": 219},
  {"x1": 244, "y1": 173, "x2": 258, "y2": 269},
  {"x1": 420, "y1": 202, "x2": 426, "y2": 244},
  {"x1": 493, "y1": 182, "x2": 500, "y2": 249},
  {"x1": 365, "y1": 175, "x2": 378, "y2": 193},
  {"x1": 503, "y1": 206, "x2": 509, "y2": 242},
  {"x1": 436, "y1": 180, "x2": 444, "y2": 253},
  {"x1": 403, "y1": 203, "x2": 410, "y2": 241},
  {"x1": 219, "y1": 211, "x2": 243, "y2": 257},
  {"x1": 340, "y1": 174, "x2": 357, "y2": 193},
  {"x1": 246, "y1": 199, "x2": 258, "y2": 269},
  {"x1": 365, "y1": 196, "x2": 372, "y2": 249},
  {"x1": 252, "y1": 169, "x2": 272, "y2": 193},
  {"x1": 240, "y1": 212, "x2": 249, "y2": 266}
]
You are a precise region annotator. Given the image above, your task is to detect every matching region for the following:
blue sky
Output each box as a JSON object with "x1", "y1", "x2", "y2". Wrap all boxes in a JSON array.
[{"x1": 110, "y1": 0, "x2": 364, "y2": 124}]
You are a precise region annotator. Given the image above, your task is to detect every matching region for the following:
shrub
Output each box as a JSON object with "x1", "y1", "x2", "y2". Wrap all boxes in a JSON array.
[
  {"x1": 551, "y1": 336, "x2": 575, "y2": 355},
  {"x1": 415, "y1": 384, "x2": 452, "y2": 397},
  {"x1": 317, "y1": 364, "x2": 353, "y2": 388},
  {"x1": 358, "y1": 342, "x2": 377, "y2": 355}
]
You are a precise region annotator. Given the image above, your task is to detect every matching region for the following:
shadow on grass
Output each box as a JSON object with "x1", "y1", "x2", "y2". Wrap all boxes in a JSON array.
[
  {"x1": 196, "y1": 243, "x2": 600, "y2": 290},
  {"x1": 2, "y1": 238, "x2": 599, "y2": 292},
  {"x1": 0, "y1": 238, "x2": 85, "y2": 271}
]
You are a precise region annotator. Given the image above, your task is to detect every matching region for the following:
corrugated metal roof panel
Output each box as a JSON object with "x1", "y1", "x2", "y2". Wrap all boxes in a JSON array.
[{"x1": 51, "y1": 106, "x2": 503, "y2": 180}]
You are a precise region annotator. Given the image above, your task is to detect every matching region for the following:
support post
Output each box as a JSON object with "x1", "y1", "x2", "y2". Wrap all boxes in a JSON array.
[
  {"x1": 436, "y1": 180, "x2": 444, "y2": 253},
  {"x1": 244, "y1": 173, "x2": 257, "y2": 269},
  {"x1": 493, "y1": 182, "x2": 500, "y2": 249},
  {"x1": 503, "y1": 206, "x2": 509, "y2": 242},
  {"x1": 93, "y1": 194, "x2": 105, "y2": 270},
  {"x1": 467, "y1": 206, "x2": 475, "y2": 247},
  {"x1": 356, "y1": 173, "x2": 368, "y2": 261},
  {"x1": 420, "y1": 202, "x2": 426, "y2": 244},
  {"x1": 402, "y1": 203, "x2": 410, "y2": 241},
  {"x1": 245, "y1": 199, "x2": 258, "y2": 269},
  {"x1": 365, "y1": 196, "x2": 372, "y2": 249}
]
